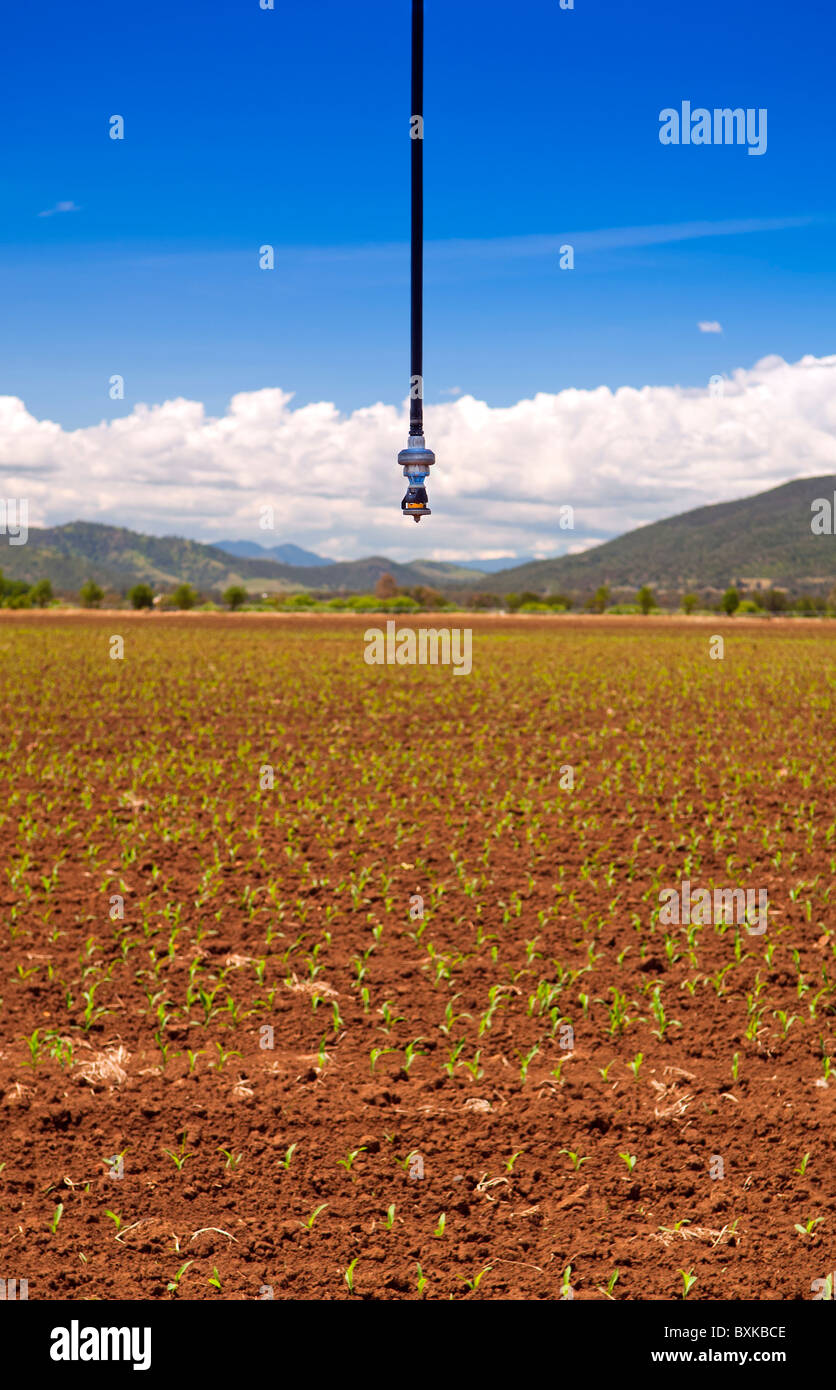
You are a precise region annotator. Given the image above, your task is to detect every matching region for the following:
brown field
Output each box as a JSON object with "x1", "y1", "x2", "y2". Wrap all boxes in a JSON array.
[{"x1": 1, "y1": 612, "x2": 835, "y2": 1300}]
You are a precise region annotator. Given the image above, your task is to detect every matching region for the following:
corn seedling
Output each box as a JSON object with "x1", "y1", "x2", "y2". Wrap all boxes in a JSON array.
[
  {"x1": 162, "y1": 1139, "x2": 193, "y2": 1172},
  {"x1": 370, "y1": 1046, "x2": 395, "y2": 1074},
  {"x1": 559, "y1": 1149, "x2": 589, "y2": 1172},
  {"x1": 458, "y1": 1265, "x2": 492, "y2": 1293},
  {"x1": 516, "y1": 1043, "x2": 540, "y2": 1084},
  {"x1": 378, "y1": 1000, "x2": 404, "y2": 1033},
  {"x1": 337, "y1": 1147, "x2": 367, "y2": 1180},
  {"x1": 300, "y1": 1203, "x2": 328, "y2": 1231},
  {"x1": 166, "y1": 1260, "x2": 193, "y2": 1294},
  {"x1": 403, "y1": 1037, "x2": 426, "y2": 1073},
  {"x1": 794, "y1": 1217, "x2": 823, "y2": 1237},
  {"x1": 104, "y1": 1209, "x2": 122, "y2": 1236}
]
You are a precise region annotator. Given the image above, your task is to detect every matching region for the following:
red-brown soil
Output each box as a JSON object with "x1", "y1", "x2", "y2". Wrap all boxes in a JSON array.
[{"x1": 1, "y1": 613, "x2": 835, "y2": 1300}]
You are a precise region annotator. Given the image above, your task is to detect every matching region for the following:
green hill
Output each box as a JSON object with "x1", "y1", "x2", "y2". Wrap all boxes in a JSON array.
[
  {"x1": 481, "y1": 475, "x2": 836, "y2": 594},
  {"x1": 4, "y1": 476, "x2": 835, "y2": 599},
  {"x1": 0, "y1": 522, "x2": 482, "y2": 595}
]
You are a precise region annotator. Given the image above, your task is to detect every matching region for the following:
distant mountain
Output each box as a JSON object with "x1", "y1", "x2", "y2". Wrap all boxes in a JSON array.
[
  {"x1": 213, "y1": 541, "x2": 530, "y2": 575},
  {"x1": 474, "y1": 475, "x2": 836, "y2": 594},
  {"x1": 215, "y1": 539, "x2": 335, "y2": 566},
  {"x1": 4, "y1": 477, "x2": 834, "y2": 599},
  {"x1": 0, "y1": 522, "x2": 481, "y2": 595},
  {"x1": 445, "y1": 556, "x2": 539, "y2": 574}
]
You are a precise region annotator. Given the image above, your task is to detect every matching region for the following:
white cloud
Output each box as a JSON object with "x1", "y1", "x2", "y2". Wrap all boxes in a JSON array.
[
  {"x1": 37, "y1": 200, "x2": 81, "y2": 218},
  {"x1": 698, "y1": 320, "x2": 723, "y2": 333},
  {"x1": 2, "y1": 353, "x2": 836, "y2": 562}
]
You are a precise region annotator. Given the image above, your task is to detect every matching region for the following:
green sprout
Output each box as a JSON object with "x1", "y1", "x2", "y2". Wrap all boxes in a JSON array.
[
  {"x1": 166, "y1": 1260, "x2": 193, "y2": 1294},
  {"x1": 370, "y1": 1046, "x2": 395, "y2": 1074},
  {"x1": 559, "y1": 1149, "x2": 589, "y2": 1172},
  {"x1": 337, "y1": 1146, "x2": 367, "y2": 1179},
  {"x1": 794, "y1": 1217, "x2": 823, "y2": 1237},
  {"x1": 403, "y1": 1037, "x2": 426, "y2": 1073},
  {"x1": 300, "y1": 1203, "x2": 328, "y2": 1231},
  {"x1": 162, "y1": 1138, "x2": 193, "y2": 1171}
]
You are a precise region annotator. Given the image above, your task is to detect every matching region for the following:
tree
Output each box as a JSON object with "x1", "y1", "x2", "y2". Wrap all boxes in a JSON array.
[
  {"x1": 721, "y1": 587, "x2": 740, "y2": 616},
  {"x1": 681, "y1": 592, "x2": 699, "y2": 614},
  {"x1": 637, "y1": 585, "x2": 655, "y2": 615},
  {"x1": 223, "y1": 584, "x2": 248, "y2": 611},
  {"x1": 3, "y1": 579, "x2": 30, "y2": 602},
  {"x1": 374, "y1": 572, "x2": 398, "y2": 600},
  {"x1": 506, "y1": 591, "x2": 542, "y2": 612},
  {"x1": 28, "y1": 579, "x2": 53, "y2": 608},
  {"x1": 586, "y1": 584, "x2": 610, "y2": 614},
  {"x1": 171, "y1": 583, "x2": 197, "y2": 610},
  {"x1": 128, "y1": 583, "x2": 154, "y2": 610},
  {"x1": 403, "y1": 584, "x2": 445, "y2": 609},
  {"x1": 79, "y1": 580, "x2": 104, "y2": 608},
  {"x1": 763, "y1": 587, "x2": 788, "y2": 613},
  {"x1": 464, "y1": 591, "x2": 501, "y2": 610}
]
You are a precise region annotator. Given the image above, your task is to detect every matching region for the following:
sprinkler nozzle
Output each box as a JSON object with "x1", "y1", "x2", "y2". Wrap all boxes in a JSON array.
[{"x1": 398, "y1": 437, "x2": 435, "y2": 522}]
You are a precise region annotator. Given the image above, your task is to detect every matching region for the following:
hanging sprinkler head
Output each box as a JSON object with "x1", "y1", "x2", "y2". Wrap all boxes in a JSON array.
[
  {"x1": 397, "y1": 0, "x2": 435, "y2": 522},
  {"x1": 399, "y1": 437, "x2": 435, "y2": 521}
]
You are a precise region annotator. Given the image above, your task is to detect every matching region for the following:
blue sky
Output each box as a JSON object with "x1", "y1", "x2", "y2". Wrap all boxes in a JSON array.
[{"x1": 1, "y1": 0, "x2": 835, "y2": 557}]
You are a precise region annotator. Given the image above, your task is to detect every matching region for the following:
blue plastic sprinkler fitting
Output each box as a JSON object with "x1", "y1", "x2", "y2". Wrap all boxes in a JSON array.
[{"x1": 399, "y1": 436, "x2": 435, "y2": 521}]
